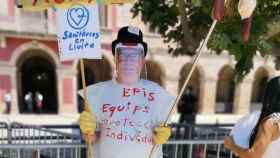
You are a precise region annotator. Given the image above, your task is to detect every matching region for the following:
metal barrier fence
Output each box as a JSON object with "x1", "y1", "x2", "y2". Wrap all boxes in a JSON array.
[
  {"x1": 0, "y1": 122, "x2": 9, "y2": 145},
  {"x1": 169, "y1": 123, "x2": 232, "y2": 140},
  {"x1": 0, "y1": 122, "x2": 87, "y2": 158},
  {"x1": 164, "y1": 140, "x2": 237, "y2": 158},
  {"x1": 162, "y1": 123, "x2": 237, "y2": 158},
  {"x1": 0, "y1": 122, "x2": 235, "y2": 158}
]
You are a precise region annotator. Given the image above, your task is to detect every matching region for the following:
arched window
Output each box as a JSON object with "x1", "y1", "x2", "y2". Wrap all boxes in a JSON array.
[
  {"x1": 17, "y1": 51, "x2": 58, "y2": 114},
  {"x1": 177, "y1": 63, "x2": 201, "y2": 119},
  {"x1": 216, "y1": 66, "x2": 235, "y2": 113},
  {"x1": 143, "y1": 60, "x2": 165, "y2": 87},
  {"x1": 251, "y1": 67, "x2": 269, "y2": 112}
]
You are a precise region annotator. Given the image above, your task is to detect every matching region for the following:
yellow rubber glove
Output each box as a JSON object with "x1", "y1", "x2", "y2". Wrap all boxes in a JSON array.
[
  {"x1": 153, "y1": 123, "x2": 171, "y2": 144},
  {"x1": 79, "y1": 110, "x2": 96, "y2": 135}
]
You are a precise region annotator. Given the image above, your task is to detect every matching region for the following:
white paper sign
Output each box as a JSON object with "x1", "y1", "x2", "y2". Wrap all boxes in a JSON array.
[{"x1": 57, "y1": 4, "x2": 101, "y2": 61}]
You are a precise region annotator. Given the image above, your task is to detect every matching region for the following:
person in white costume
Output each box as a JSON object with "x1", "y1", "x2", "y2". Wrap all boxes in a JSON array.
[
  {"x1": 224, "y1": 76, "x2": 280, "y2": 158},
  {"x1": 79, "y1": 26, "x2": 175, "y2": 158}
]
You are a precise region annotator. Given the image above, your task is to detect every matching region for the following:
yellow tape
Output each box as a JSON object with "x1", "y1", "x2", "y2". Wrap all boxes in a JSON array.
[{"x1": 21, "y1": 0, "x2": 135, "y2": 11}]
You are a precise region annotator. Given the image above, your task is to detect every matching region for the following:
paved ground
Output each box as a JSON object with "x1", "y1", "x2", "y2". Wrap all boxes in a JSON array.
[
  {"x1": 0, "y1": 114, "x2": 80, "y2": 134},
  {"x1": 0, "y1": 114, "x2": 79, "y2": 125}
]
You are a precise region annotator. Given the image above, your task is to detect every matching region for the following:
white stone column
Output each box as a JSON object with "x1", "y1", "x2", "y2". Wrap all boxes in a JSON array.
[
  {"x1": 57, "y1": 68, "x2": 63, "y2": 114},
  {"x1": 233, "y1": 78, "x2": 253, "y2": 114},
  {"x1": 11, "y1": 66, "x2": 19, "y2": 114},
  {"x1": 1, "y1": 64, "x2": 19, "y2": 114},
  {"x1": 199, "y1": 76, "x2": 218, "y2": 114}
]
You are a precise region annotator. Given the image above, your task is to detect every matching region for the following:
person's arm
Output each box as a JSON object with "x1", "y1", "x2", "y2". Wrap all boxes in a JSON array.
[
  {"x1": 224, "y1": 119, "x2": 277, "y2": 158},
  {"x1": 152, "y1": 86, "x2": 175, "y2": 144},
  {"x1": 78, "y1": 84, "x2": 102, "y2": 144}
]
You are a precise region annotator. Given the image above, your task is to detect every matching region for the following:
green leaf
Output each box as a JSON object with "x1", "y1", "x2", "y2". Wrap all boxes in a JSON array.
[
  {"x1": 191, "y1": 0, "x2": 202, "y2": 7},
  {"x1": 132, "y1": 0, "x2": 280, "y2": 82}
]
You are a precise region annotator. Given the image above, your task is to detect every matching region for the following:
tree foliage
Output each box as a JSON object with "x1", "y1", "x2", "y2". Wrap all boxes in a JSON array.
[{"x1": 131, "y1": 0, "x2": 280, "y2": 81}]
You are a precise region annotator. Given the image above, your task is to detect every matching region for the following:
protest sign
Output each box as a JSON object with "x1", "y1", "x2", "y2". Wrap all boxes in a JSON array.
[{"x1": 57, "y1": 4, "x2": 101, "y2": 61}]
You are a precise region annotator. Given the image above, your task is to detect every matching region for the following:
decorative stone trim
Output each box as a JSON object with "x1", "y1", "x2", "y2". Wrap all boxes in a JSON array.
[{"x1": 9, "y1": 41, "x2": 60, "y2": 67}]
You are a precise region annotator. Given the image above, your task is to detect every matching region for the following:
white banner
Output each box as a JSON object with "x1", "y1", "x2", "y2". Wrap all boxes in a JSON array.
[
  {"x1": 21, "y1": 0, "x2": 136, "y2": 11},
  {"x1": 57, "y1": 4, "x2": 101, "y2": 61}
]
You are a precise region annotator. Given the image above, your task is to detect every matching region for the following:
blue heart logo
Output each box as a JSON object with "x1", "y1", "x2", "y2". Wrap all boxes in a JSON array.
[
  {"x1": 67, "y1": 5, "x2": 89, "y2": 30},
  {"x1": 70, "y1": 8, "x2": 85, "y2": 26}
]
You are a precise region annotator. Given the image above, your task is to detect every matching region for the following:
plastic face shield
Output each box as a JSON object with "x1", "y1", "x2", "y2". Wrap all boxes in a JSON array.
[
  {"x1": 115, "y1": 43, "x2": 145, "y2": 62},
  {"x1": 114, "y1": 43, "x2": 147, "y2": 83}
]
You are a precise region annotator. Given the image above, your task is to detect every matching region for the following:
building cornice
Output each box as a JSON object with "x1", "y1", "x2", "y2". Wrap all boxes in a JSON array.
[
  {"x1": 0, "y1": 30, "x2": 57, "y2": 41},
  {"x1": 0, "y1": 28, "x2": 114, "y2": 41}
]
